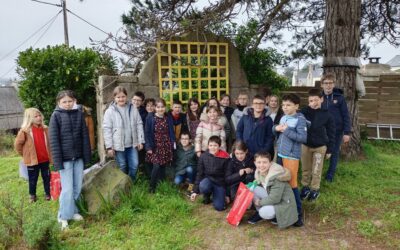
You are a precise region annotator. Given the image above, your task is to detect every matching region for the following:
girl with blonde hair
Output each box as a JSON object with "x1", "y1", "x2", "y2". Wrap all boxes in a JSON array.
[{"x1": 15, "y1": 108, "x2": 52, "y2": 203}]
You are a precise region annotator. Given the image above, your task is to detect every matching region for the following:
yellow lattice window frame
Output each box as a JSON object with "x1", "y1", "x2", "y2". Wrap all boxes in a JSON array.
[{"x1": 157, "y1": 41, "x2": 229, "y2": 107}]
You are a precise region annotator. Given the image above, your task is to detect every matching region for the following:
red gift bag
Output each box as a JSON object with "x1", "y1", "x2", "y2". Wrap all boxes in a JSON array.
[
  {"x1": 226, "y1": 182, "x2": 254, "y2": 226},
  {"x1": 50, "y1": 171, "x2": 61, "y2": 200}
]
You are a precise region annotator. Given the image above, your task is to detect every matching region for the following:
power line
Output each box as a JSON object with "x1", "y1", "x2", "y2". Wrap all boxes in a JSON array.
[
  {"x1": 0, "y1": 10, "x2": 62, "y2": 64},
  {"x1": 31, "y1": 0, "x2": 61, "y2": 7},
  {"x1": 67, "y1": 9, "x2": 111, "y2": 37}
]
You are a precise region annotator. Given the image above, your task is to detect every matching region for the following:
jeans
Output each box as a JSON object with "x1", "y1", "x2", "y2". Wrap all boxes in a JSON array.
[
  {"x1": 253, "y1": 186, "x2": 276, "y2": 219},
  {"x1": 115, "y1": 147, "x2": 139, "y2": 181},
  {"x1": 27, "y1": 161, "x2": 50, "y2": 196},
  {"x1": 199, "y1": 177, "x2": 225, "y2": 211},
  {"x1": 58, "y1": 158, "x2": 83, "y2": 220},
  {"x1": 174, "y1": 166, "x2": 195, "y2": 185},
  {"x1": 326, "y1": 132, "x2": 343, "y2": 180},
  {"x1": 150, "y1": 164, "x2": 166, "y2": 192}
]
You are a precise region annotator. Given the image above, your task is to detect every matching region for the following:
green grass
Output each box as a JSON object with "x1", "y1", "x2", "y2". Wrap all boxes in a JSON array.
[{"x1": 0, "y1": 140, "x2": 399, "y2": 249}]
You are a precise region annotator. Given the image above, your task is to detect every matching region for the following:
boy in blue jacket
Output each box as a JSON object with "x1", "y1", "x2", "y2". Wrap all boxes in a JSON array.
[
  {"x1": 300, "y1": 89, "x2": 336, "y2": 201},
  {"x1": 273, "y1": 93, "x2": 307, "y2": 227},
  {"x1": 321, "y1": 73, "x2": 351, "y2": 182}
]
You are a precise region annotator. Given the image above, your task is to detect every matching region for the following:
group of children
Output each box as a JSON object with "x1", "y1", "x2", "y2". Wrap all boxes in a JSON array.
[{"x1": 14, "y1": 72, "x2": 350, "y2": 230}]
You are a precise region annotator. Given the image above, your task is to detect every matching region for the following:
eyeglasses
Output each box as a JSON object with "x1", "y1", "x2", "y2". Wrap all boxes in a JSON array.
[
  {"x1": 323, "y1": 81, "x2": 334, "y2": 85},
  {"x1": 253, "y1": 102, "x2": 265, "y2": 105}
]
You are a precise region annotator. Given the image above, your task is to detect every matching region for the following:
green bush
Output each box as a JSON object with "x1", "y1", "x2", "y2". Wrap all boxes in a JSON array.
[
  {"x1": 16, "y1": 45, "x2": 116, "y2": 123},
  {"x1": 0, "y1": 131, "x2": 15, "y2": 156}
]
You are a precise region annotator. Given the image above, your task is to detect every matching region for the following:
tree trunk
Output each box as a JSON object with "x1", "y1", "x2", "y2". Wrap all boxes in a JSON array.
[{"x1": 323, "y1": 0, "x2": 362, "y2": 159}]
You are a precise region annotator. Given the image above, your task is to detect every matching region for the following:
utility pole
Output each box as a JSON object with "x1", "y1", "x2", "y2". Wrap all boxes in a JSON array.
[{"x1": 62, "y1": 0, "x2": 69, "y2": 46}]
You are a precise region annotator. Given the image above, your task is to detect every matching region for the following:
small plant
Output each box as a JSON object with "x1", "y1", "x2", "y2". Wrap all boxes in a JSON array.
[{"x1": 357, "y1": 220, "x2": 377, "y2": 237}]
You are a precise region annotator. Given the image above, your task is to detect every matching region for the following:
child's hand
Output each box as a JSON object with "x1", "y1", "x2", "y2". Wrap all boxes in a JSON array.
[
  {"x1": 325, "y1": 153, "x2": 332, "y2": 160},
  {"x1": 254, "y1": 199, "x2": 261, "y2": 207},
  {"x1": 239, "y1": 169, "x2": 245, "y2": 176},
  {"x1": 137, "y1": 144, "x2": 143, "y2": 151},
  {"x1": 343, "y1": 135, "x2": 350, "y2": 144},
  {"x1": 190, "y1": 193, "x2": 198, "y2": 201},
  {"x1": 244, "y1": 168, "x2": 253, "y2": 174},
  {"x1": 107, "y1": 149, "x2": 115, "y2": 158},
  {"x1": 281, "y1": 124, "x2": 288, "y2": 132},
  {"x1": 147, "y1": 150, "x2": 153, "y2": 154}
]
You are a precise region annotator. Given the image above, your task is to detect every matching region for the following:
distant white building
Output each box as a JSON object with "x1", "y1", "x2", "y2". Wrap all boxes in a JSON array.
[
  {"x1": 386, "y1": 55, "x2": 400, "y2": 71},
  {"x1": 291, "y1": 64, "x2": 323, "y2": 86}
]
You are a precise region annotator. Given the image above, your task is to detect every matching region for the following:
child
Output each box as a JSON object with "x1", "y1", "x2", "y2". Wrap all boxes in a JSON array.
[
  {"x1": 195, "y1": 106, "x2": 227, "y2": 157},
  {"x1": 225, "y1": 140, "x2": 255, "y2": 201},
  {"x1": 168, "y1": 100, "x2": 188, "y2": 140},
  {"x1": 273, "y1": 93, "x2": 307, "y2": 227},
  {"x1": 321, "y1": 73, "x2": 351, "y2": 182},
  {"x1": 173, "y1": 131, "x2": 197, "y2": 194},
  {"x1": 103, "y1": 86, "x2": 145, "y2": 181},
  {"x1": 236, "y1": 95, "x2": 274, "y2": 156},
  {"x1": 186, "y1": 97, "x2": 201, "y2": 140},
  {"x1": 49, "y1": 90, "x2": 91, "y2": 230},
  {"x1": 268, "y1": 95, "x2": 284, "y2": 125},
  {"x1": 145, "y1": 98, "x2": 175, "y2": 193},
  {"x1": 300, "y1": 88, "x2": 336, "y2": 201},
  {"x1": 247, "y1": 152, "x2": 298, "y2": 229},
  {"x1": 200, "y1": 97, "x2": 230, "y2": 137},
  {"x1": 220, "y1": 94, "x2": 234, "y2": 151},
  {"x1": 132, "y1": 91, "x2": 147, "y2": 124},
  {"x1": 15, "y1": 108, "x2": 52, "y2": 203},
  {"x1": 231, "y1": 92, "x2": 249, "y2": 131},
  {"x1": 190, "y1": 136, "x2": 230, "y2": 211}
]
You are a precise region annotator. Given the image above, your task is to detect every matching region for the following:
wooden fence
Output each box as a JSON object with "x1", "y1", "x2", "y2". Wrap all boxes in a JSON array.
[{"x1": 283, "y1": 75, "x2": 400, "y2": 140}]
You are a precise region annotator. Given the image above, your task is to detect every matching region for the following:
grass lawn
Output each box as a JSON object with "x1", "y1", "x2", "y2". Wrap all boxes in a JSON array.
[{"x1": 0, "y1": 141, "x2": 399, "y2": 249}]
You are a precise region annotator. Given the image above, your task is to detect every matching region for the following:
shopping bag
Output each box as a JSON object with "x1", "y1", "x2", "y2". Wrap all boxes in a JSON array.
[
  {"x1": 50, "y1": 171, "x2": 61, "y2": 200},
  {"x1": 226, "y1": 182, "x2": 254, "y2": 226},
  {"x1": 19, "y1": 160, "x2": 28, "y2": 181}
]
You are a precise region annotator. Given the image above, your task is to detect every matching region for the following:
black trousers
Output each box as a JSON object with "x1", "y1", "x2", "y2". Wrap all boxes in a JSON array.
[
  {"x1": 150, "y1": 164, "x2": 166, "y2": 191},
  {"x1": 27, "y1": 161, "x2": 50, "y2": 196}
]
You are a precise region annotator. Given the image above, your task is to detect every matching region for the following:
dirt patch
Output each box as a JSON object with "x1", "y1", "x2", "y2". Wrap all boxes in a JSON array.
[{"x1": 189, "y1": 204, "x2": 392, "y2": 250}]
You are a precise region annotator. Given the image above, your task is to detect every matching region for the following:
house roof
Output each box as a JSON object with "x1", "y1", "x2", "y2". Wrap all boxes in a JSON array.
[
  {"x1": 386, "y1": 55, "x2": 400, "y2": 67},
  {"x1": 0, "y1": 86, "x2": 24, "y2": 130}
]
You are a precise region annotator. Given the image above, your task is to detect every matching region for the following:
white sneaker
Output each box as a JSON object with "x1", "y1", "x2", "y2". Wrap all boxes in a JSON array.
[
  {"x1": 72, "y1": 213, "x2": 84, "y2": 221},
  {"x1": 58, "y1": 218, "x2": 69, "y2": 230}
]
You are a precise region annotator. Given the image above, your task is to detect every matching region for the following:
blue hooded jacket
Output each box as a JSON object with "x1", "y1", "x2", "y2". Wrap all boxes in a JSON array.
[{"x1": 322, "y1": 88, "x2": 351, "y2": 135}]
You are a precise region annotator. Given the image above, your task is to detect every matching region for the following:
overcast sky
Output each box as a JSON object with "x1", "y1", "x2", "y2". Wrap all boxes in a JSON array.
[{"x1": 0, "y1": 0, "x2": 398, "y2": 80}]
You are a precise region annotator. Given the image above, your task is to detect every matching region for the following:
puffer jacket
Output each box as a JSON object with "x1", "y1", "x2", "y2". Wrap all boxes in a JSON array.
[
  {"x1": 195, "y1": 121, "x2": 226, "y2": 152},
  {"x1": 273, "y1": 112, "x2": 307, "y2": 160},
  {"x1": 49, "y1": 105, "x2": 91, "y2": 171},
  {"x1": 14, "y1": 126, "x2": 52, "y2": 166},
  {"x1": 322, "y1": 88, "x2": 351, "y2": 134},
  {"x1": 225, "y1": 153, "x2": 255, "y2": 186},
  {"x1": 194, "y1": 150, "x2": 230, "y2": 193},
  {"x1": 103, "y1": 102, "x2": 145, "y2": 151},
  {"x1": 255, "y1": 163, "x2": 297, "y2": 229},
  {"x1": 200, "y1": 110, "x2": 230, "y2": 138}
]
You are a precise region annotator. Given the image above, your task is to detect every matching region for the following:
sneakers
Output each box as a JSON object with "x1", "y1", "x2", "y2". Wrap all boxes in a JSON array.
[
  {"x1": 308, "y1": 190, "x2": 320, "y2": 201},
  {"x1": 300, "y1": 187, "x2": 311, "y2": 200},
  {"x1": 45, "y1": 195, "x2": 51, "y2": 201},
  {"x1": 58, "y1": 218, "x2": 69, "y2": 230},
  {"x1": 186, "y1": 184, "x2": 194, "y2": 197},
  {"x1": 29, "y1": 195, "x2": 37, "y2": 203},
  {"x1": 269, "y1": 217, "x2": 278, "y2": 225},
  {"x1": 72, "y1": 213, "x2": 84, "y2": 221},
  {"x1": 293, "y1": 217, "x2": 304, "y2": 227},
  {"x1": 247, "y1": 212, "x2": 263, "y2": 224},
  {"x1": 202, "y1": 194, "x2": 212, "y2": 204}
]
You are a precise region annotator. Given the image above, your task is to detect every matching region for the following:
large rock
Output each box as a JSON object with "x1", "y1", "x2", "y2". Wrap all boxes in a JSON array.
[{"x1": 82, "y1": 161, "x2": 132, "y2": 214}]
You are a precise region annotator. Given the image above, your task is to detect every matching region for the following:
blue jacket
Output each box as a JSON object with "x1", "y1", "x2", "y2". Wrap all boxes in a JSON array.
[
  {"x1": 236, "y1": 108, "x2": 274, "y2": 155},
  {"x1": 300, "y1": 107, "x2": 336, "y2": 153},
  {"x1": 144, "y1": 113, "x2": 176, "y2": 151},
  {"x1": 273, "y1": 112, "x2": 307, "y2": 160},
  {"x1": 322, "y1": 88, "x2": 351, "y2": 135}
]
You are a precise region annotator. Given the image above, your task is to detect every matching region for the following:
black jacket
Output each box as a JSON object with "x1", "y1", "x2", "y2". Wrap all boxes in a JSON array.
[
  {"x1": 322, "y1": 88, "x2": 351, "y2": 134},
  {"x1": 194, "y1": 150, "x2": 230, "y2": 193},
  {"x1": 225, "y1": 154, "x2": 255, "y2": 186},
  {"x1": 300, "y1": 106, "x2": 336, "y2": 153},
  {"x1": 49, "y1": 106, "x2": 91, "y2": 170}
]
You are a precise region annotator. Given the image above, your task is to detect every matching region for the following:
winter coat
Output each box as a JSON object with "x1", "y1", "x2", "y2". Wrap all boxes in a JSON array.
[
  {"x1": 236, "y1": 108, "x2": 274, "y2": 155},
  {"x1": 273, "y1": 112, "x2": 307, "y2": 160},
  {"x1": 195, "y1": 121, "x2": 226, "y2": 152},
  {"x1": 255, "y1": 163, "x2": 298, "y2": 229},
  {"x1": 14, "y1": 126, "x2": 52, "y2": 166},
  {"x1": 300, "y1": 106, "x2": 336, "y2": 153},
  {"x1": 200, "y1": 110, "x2": 231, "y2": 138},
  {"x1": 173, "y1": 144, "x2": 197, "y2": 176},
  {"x1": 145, "y1": 112, "x2": 176, "y2": 151},
  {"x1": 103, "y1": 102, "x2": 145, "y2": 151},
  {"x1": 49, "y1": 105, "x2": 91, "y2": 171},
  {"x1": 138, "y1": 106, "x2": 148, "y2": 124},
  {"x1": 168, "y1": 111, "x2": 188, "y2": 140},
  {"x1": 322, "y1": 88, "x2": 351, "y2": 134},
  {"x1": 222, "y1": 106, "x2": 234, "y2": 122},
  {"x1": 194, "y1": 150, "x2": 230, "y2": 193},
  {"x1": 225, "y1": 153, "x2": 255, "y2": 186}
]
